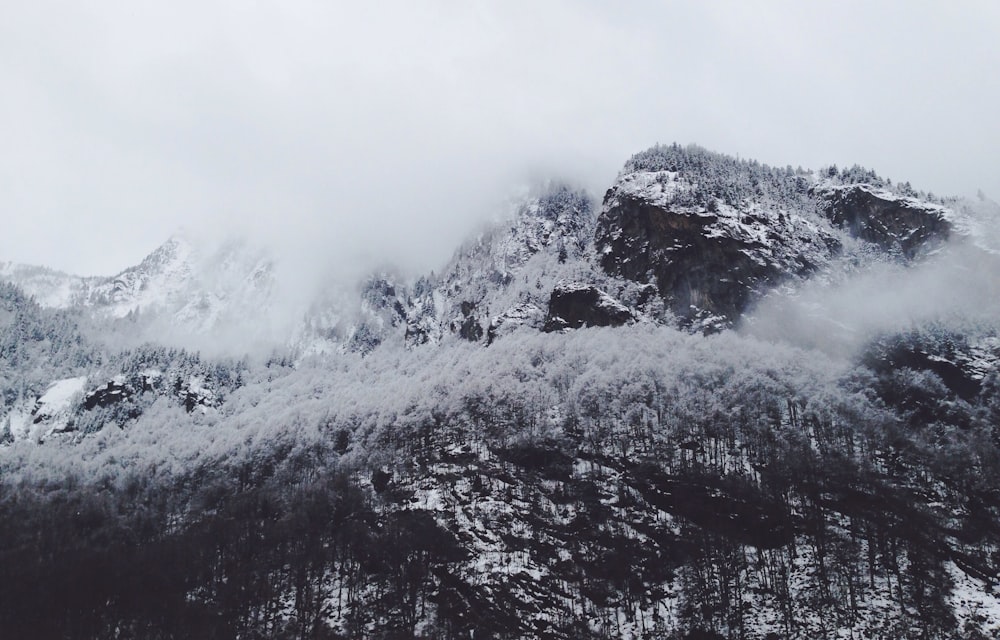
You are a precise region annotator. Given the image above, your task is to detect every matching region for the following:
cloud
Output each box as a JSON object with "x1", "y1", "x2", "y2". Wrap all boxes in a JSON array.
[
  {"x1": 1, "y1": 1, "x2": 998, "y2": 278},
  {"x1": 744, "y1": 237, "x2": 1000, "y2": 355}
]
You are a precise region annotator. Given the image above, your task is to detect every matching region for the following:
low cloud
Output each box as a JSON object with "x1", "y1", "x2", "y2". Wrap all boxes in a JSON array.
[
  {"x1": 744, "y1": 237, "x2": 1000, "y2": 355},
  {"x1": 1, "y1": 1, "x2": 999, "y2": 281}
]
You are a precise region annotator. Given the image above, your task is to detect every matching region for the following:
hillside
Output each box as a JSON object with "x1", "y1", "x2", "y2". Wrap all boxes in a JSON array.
[{"x1": 1, "y1": 145, "x2": 999, "y2": 639}]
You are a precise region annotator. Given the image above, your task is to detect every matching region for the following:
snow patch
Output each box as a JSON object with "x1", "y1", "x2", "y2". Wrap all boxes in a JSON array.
[{"x1": 5, "y1": 376, "x2": 87, "y2": 442}]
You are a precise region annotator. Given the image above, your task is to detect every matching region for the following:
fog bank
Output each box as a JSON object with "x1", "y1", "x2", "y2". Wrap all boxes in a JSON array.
[
  {"x1": 745, "y1": 239, "x2": 1000, "y2": 355},
  {"x1": 2, "y1": 1, "x2": 998, "y2": 279}
]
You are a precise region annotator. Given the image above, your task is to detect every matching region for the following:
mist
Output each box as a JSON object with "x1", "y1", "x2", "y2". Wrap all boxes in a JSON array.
[
  {"x1": 2, "y1": 1, "x2": 999, "y2": 281},
  {"x1": 744, "y1": 237, "x2": 1000, "y2": 356}
]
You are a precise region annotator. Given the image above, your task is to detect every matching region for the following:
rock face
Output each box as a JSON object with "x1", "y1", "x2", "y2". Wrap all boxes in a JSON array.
[
  {"x1": 595, "y1": 166, "x2": 838, "y2": 329},
  {"x1": 83, "y1": 379, "x2": 132, "y2": 410},
  {"x1": 543, "y1": 283, "x2": 633, "y2": 331},
  {"x1": 814, "y1": 184, "x2": 952, "y2": 258},
  {"x1": 455, "y1": 301, "x2": 484, "y2": 342},
  {"x1": 596, "y1": 194, "x2": 796, "y2": 327},
  {"x1": 594, "y1": 145, "x2": 959, "y2": 330}
]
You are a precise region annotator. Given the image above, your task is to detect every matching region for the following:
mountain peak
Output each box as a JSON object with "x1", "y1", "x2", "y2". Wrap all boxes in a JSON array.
[{"x1": 597, "y1": 143, "x2": 962, "y2": 330}]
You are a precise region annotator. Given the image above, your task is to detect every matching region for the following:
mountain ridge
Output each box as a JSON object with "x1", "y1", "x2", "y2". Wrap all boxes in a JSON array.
[
  {"x1": 2, "y1": 144, "x2": 999, "y2": 639},
  {"x1": 3, "y1": 144, "x2": 991, "y2": 352}
]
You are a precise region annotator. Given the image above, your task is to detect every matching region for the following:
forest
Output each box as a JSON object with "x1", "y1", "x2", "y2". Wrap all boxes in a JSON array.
[{"x1": 2, "y1": 312, "x2": 999, "y2": 638}]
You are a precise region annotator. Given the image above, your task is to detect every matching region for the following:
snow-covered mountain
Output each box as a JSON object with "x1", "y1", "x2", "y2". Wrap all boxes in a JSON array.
[
  {"x1": 595, "y1": 146, "x2": 989, "y2": 332},
  {"x1": 5, "y1": 148, "x2": 991, "y2": 356},
  {"x1": 4, "y1": 144, "x2": 997, "y2": 449},
  {"x1": 2, "y1": 144, "x2": 1000, "y2": 639},
  {"x1": 1, "y1": 232, "x2": 276, "y2": 335}
]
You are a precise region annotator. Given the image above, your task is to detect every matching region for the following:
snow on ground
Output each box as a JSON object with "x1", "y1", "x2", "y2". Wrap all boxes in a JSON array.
[
  {"x1": 609, "y1": 171, "x2": 689, "y2": 209},
  {"x1": 37, "y1": 377, "x2": 88, "y2": 414},
  {"x1": 949, "y1": 561, "x2": 1000, "y2": 636},
  {"x1": 6, "y1": 376, "x2": 87, "y2": 442}
]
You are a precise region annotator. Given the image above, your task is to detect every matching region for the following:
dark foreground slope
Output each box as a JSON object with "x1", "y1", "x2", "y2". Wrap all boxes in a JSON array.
[{"x1": 2, "y1": 326, "x2": 999, "y2": 639}]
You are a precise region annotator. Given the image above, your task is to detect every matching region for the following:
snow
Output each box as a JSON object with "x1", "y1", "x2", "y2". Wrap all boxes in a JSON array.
[
  {"x1": 0, "y1": 262, "x2": 95, "y2": 308},
  {"x1": 610, "y1": 169, "x2": 838, "y2": 284},
  {"x1": 1, "y1": 235, "x2": 282, "y2": 344},
  {"x1": 595, "y1": 290, "x2": 631, "y2": 315},
  {"x1": 411, "y1": 487, "x2": 447, "y2": 512},
  {"x1": 948, "y1": 562, "x2": 1000, "y2": 636},
  {"x1": 5, "y1": 376, "x2": 87, "y2": 442},
  {"x1": 38, "y1": 377, "x2": 88, "y2": 412},
  {"x1": 6, "y1": 409, "x2": 31, "y2": 442},
  {"x1": 609, "y1": 171, "x2": 689, "y2": 209}
]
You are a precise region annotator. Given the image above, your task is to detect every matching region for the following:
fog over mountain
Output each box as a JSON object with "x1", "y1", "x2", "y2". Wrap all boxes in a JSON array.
[
  {"x1": 4, "y1": 4, "x2": 1000, "y2": 640},
  {"x1": 3, "y1": 138, "x2": 1000, "y2": 638},
  {"x1": 746, "y1": 234, "x2": 1000, "y2": 355},
  {"x1": 2, "y1": 1, "x2": 999, "y2": 279}
]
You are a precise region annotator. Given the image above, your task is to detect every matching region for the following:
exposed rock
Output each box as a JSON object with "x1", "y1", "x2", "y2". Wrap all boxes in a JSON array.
[
  {"x1": 84, "y1": 380, "x2": 132, "y2": 410},
  {"x1": 453, "y1": 301, "x2": 484, "y2": 342},
  {"x1": 596, "y1": 191, "x2": 832, "y2": 327},
  {"x1": 815, "y1": 184, "x2": 952, "y2": 258},
  {"x1": 595, "y1": 155, "x2": 958, "y2": 329},
  {"x1": 543, "y1": 283, "x2": 633, "y2": 332}
]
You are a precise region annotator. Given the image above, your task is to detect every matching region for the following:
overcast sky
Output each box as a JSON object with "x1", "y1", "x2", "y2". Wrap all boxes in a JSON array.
[{"x1": 1, "y1": 1, "x2": 998, "y2": 277}]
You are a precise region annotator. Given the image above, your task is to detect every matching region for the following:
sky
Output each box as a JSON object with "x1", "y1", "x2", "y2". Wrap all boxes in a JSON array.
[{"x1": 1, "y1": 1, "x2": 998, "y2": 277}]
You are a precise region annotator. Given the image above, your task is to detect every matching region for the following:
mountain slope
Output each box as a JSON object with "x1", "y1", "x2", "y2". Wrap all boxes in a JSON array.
[
  {"x1": 1, "y1": 144, "x2": 999, "y2": 639},
  {"x1": 1, "y1": 234, "x2": 276, "y2": 337}
]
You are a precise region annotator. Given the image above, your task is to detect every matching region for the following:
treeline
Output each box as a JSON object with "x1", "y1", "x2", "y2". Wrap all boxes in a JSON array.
[
  {"x1": 622, "y1": 143, "x2": 814, "y2": 209},
  {"x1": 622, "y1": 143, "x2": 934, "y2": 209}
]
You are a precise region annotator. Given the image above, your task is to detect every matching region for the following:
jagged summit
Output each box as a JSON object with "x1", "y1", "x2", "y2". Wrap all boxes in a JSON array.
[
  {"x1": 1, "y1": 233, "x2": 276, "y2": 337},
  {"x1": 1, "y1": 144, "x2": 991, "y2": 350},
  {"x1": 596, "y1": 143, "x2": 977, "y2": 330}
]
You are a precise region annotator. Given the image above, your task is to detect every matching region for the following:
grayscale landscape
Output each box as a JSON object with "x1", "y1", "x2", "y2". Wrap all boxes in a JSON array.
[{"x1": 1, "y1": 3, "x2": 999, "y2": 639}]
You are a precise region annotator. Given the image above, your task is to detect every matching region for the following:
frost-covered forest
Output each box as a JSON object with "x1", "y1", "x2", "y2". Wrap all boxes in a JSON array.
[{"x1": 3, "y1": 317, "x2": 1000, "y2": 638}]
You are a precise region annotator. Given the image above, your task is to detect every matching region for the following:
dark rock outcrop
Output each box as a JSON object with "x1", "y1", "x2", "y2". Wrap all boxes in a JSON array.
[
  {"x1": 543, "y1": 283, "x2": 633, "y2": 332},
  {"x1": 84, "y1": 380, "x2": 132, "y2": 410},
  {"x1": 595, "y1": 194, "x2": 826, "y2": 328},
  {"x1": 595, "y1": 158, "x2": 954, "y2": 330},
  {"x1": 453, "y1": 301, "x2": 483, "y2": 342},
  {"x1": 816, "y1": 185, "x2": 951, "y2": 258}
]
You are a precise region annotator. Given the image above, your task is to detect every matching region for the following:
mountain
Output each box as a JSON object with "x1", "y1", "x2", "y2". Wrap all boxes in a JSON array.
[
  {"x1": 1, "y1": 145, "x2": 999, "y2": 639},
  {"x1": 286, "y1": 184, "x2": 605, "y2": 356},
  {"x1": 596, "y1": 146, "x2": 972, "y2": 331},
  {"x1": 1, "y1": 232, "x2": 276, "y2": 336}
]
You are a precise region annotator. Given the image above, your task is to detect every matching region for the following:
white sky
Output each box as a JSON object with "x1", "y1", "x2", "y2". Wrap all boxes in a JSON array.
[{"x1": 1, "y1": 1, "x2": 998, "y2": 277}]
